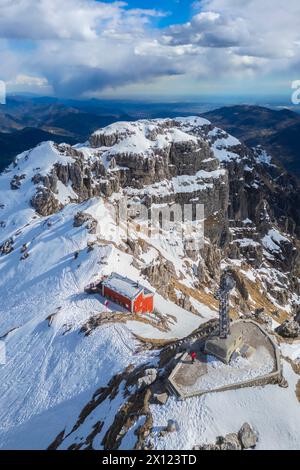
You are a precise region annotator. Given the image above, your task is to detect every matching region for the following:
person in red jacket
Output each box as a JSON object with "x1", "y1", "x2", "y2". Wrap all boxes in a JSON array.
[{"x1": 191, "y1": 351, "x2": 197, "y2": 363}]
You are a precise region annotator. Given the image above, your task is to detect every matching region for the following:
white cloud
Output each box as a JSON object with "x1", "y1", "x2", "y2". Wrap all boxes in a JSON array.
[
  {"x1": 195, "y1": 0, "x2": 300, "y2": 59},
  {"x1": 0, "y1": 0, "x2": 169, "y2": 41},
  {"x1": 9, "y1": 74, "x2": 49, "y2": 87},
  {"x1": 157, "y1": 0, "x2": 300, "y2": 83},
  {"x1": 0, "y1": 0, "x2": 299, "y2": 97},
  {"x1": 6, "y1": 74, "x2": 51, "y2": 94}
]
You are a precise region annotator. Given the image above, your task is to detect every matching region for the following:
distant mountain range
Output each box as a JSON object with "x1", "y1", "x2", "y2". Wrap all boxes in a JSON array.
[
  {"x1": 1, "y1": 98, "x2": 300, "y2": 177},
  {"x1": 203, "y1": 105, "x2": 300, "y2": 177},
  {"x1": 0, "y1": 97, "x2": 216, "y2": 172},
  {"x1": 0, "y1": 97, "x2": 127, "y2": 172}
]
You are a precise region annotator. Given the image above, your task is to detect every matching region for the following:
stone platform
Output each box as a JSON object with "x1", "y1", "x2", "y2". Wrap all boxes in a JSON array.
[{"x1": 168, "y1": 320, "x2": 281, "y2": 399}]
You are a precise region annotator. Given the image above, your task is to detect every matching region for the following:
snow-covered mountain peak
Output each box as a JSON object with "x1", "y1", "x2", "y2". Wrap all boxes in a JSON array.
[
  {"x1": 91, "y1": 116, "x2": 211, "y2": 142},
  {"x1": 0, "y1": 142, "x2": 81, "y2": 242},
  {"x1": 13, "y1": 141, "x2": 75, "y2": 177},
  {"x1": 90, "y1": 117, "x2": 207, "y2": 160},
  {"x1": 90, "y1": 116, "x2": 255, "y2": 171}
]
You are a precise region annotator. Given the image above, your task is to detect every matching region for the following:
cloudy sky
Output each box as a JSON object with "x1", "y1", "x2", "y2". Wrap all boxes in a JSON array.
[{"x1": 1, "y1": 0, "x2": 299, "y2": 98}]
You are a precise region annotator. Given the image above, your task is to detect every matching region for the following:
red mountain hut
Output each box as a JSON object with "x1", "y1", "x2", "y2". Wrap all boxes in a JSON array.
[{"x1": 101, "y1": 273, "x2": 154, "y2": 314}]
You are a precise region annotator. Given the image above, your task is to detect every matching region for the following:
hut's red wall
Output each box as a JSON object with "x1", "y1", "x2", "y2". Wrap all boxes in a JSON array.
[
  {"x1": 133, "y1": 292, "x2": 154, "y2": 314},
  {"x1": 143, "y1": 295, "x2": 154, "y2": 313},
  {"x1": 133, "y1": 292, "x2": 144, "y2": 314},
  {"x1": 103, "y1": 286, "x2": 132, "y2": 311}
]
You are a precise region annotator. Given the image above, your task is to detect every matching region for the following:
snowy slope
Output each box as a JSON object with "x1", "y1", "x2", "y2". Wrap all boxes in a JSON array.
[
  {"x1": 0, "y1": 116, "x2": 299, "y2": 450},
  {"x1": 0, "y1": 191, "x2": 214, "y2": 448},
  {"x1": 150, "y1": 361, "x2": 300, "y2": 451}
]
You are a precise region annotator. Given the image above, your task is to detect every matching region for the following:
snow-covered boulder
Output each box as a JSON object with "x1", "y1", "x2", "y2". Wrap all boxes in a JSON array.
[
  {"x1": 221, "y1": 433, "x2": 242, "y2": 450},
  {"x1": 137, "y1": 368, "x2": 157, "y2": 390},
  {"x1": 153, "y1": 392, "x2": 169, "y2": 405},
  {"x1": 166, "y1": 419, "x2": 177, "y2": 433},
  {"x1": 238, "y1": 422, "x2": 258, "y2": 449},
  {"x1": 73, "y1": 211, "x2": 98, "y2": 234},
  {"x1": 195, "y1": 423, "x2": 257, "y2": 451}
]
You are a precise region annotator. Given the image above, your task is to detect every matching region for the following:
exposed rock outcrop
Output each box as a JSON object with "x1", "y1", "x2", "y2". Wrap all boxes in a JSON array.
[
  {"x1": 0, "y1": 237, "x2": 14, "y2": 255},
  {"x1": 137, "y1": 369, "x2": 157, "y2": 390},
  {"x1": 276, "y1": 319, "x2": 300, "y2": 338},
  {"x1": 153, "y1": 392, "x2": 169, "y2": 405},
  {"x1": 141, "y1": 258, "x2": 176, "y2": 297},
  {"x1": 31, "y1": 187, "x2": 63, "y2": 217},
  {"x1": 220, "y1": 433, "x2": 242, "y2": 450},
  {"x1": 195, "y1": 422, "x2": 258, "y2": 451},
  {"x1": 73, "y1": 212, "x2": 98, "y2": 234},
  {"x1": 10, "y1": 174, "x2": 26, "y2": 190},
  {"x1": 238, "y1": 422, "x2": 258, "y2": 449}
]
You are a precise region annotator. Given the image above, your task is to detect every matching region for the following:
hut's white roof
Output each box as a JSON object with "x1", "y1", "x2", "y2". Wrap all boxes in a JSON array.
[{"x1": 102, "y1": 272, "x2": 153, "y2": 300}]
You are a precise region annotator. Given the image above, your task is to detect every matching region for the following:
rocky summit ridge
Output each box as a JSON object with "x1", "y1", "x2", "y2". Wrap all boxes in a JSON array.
[{"x1": 1, "y1": 116, "x2": 299, "y2": 319}]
